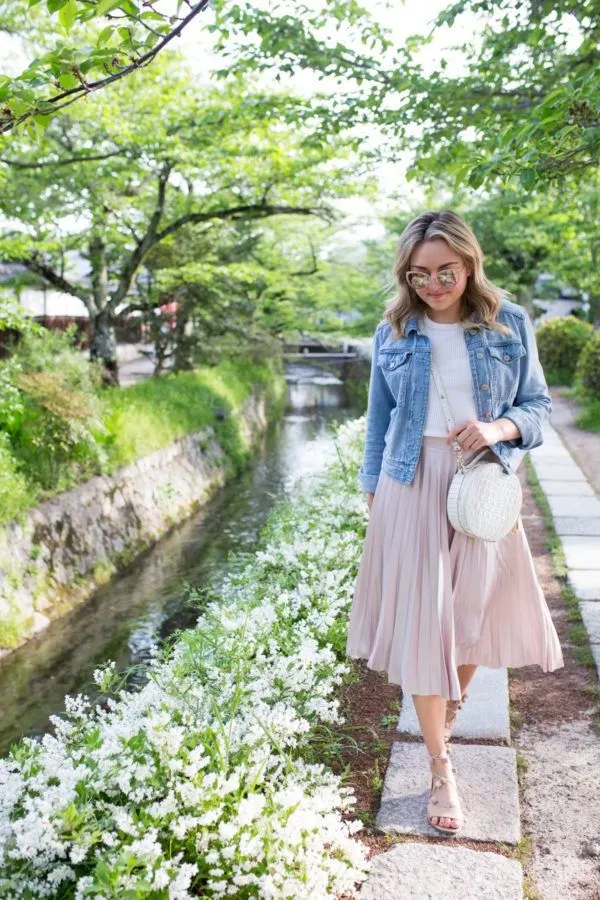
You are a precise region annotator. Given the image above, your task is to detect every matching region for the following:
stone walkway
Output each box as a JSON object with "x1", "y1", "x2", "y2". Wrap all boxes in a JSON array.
[
  {"x1": 359, "y1": 422, "x2": 600, "y2": 899},
  {"x1": 530, "y1": 424, "x2": 600, "y2": 679}
]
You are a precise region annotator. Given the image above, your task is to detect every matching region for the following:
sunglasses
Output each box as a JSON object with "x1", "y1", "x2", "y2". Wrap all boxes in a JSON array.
[{"x1": 405, "y1": 264, "x2": 465, "y2": 290}]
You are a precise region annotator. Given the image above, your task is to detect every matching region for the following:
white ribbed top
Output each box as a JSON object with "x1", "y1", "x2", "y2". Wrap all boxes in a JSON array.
[{"x1": 421, "y1": 314, "x2": 478, "y2": 437}]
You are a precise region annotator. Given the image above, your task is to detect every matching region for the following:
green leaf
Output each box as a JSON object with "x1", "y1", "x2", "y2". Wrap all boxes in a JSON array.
[
  {"x1": 520, "y1": 168, "x2": 537, "y2": 190},
  {"x1": 95, "y1": 0, "x2": 124, "y2": 16},
  {"x1": 96, "y1": 26, "x2": 114, "y2": 47},
  {"x1": 467, "y1": 164, "x2": 488, "y2": 189},
  {"x1": 58, "y1": 0, "x2": 78, "y2": 32},
  {"x1": 58, "y1": 72, "x2": 79, "y2": 90}
]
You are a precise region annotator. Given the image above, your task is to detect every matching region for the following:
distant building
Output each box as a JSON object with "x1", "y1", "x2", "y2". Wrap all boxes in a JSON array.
[{"x1": 0, "y1": 260, "x2": 89, "y2": 318}]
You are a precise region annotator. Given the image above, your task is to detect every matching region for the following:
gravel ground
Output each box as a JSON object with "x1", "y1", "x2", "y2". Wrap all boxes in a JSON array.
[
  {"x1": 549, "y1": 388, "x2": 600, "y2": 494},
  {"x1": 515, "y1": 719, "x2": 600, "y2": 900},
  {"x1": 509, "y1": 392, "x2": 600, "y2": 900}
]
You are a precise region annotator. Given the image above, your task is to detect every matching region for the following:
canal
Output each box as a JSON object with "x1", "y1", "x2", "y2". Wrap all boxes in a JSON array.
[{"x1": 0, "y1": 361, "x2": 364, "y2": 755}]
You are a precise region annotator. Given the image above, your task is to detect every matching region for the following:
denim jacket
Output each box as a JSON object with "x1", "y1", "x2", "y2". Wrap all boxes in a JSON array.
[{"x1": 359, "y1": 298, "x2": 551, "y2": 493}]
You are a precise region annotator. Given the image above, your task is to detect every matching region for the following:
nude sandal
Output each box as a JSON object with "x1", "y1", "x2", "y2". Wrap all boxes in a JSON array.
[
  {"x1": 444, "y1": 690, "x2": 469, "y2": 756},
  {"x1": 427, "y1": 752, "x2": 464, "y2": 836}
]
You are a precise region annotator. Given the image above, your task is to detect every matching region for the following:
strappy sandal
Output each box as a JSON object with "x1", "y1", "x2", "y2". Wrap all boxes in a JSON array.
[
  {"x1": 427, "y1": 752, "x2": 464, "y2": 836},
  {"x1": 444, "y1": 690, "x2": 469, "y2": 756}
]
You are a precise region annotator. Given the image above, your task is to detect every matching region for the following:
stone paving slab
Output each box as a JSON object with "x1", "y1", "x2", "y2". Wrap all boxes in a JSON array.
[
  {"x1": 533, "y1": 428, "x2": 565, "y2": 445},
  {"x1": 538, "y1": 479, "x2": 595, "y2": 497},
  {"x1": 567, "y1": 569, "x2": 600, "y2": 601},
  {"x1": 579, "y1": 601, "x2": 600, "y2": 643},
  {"x1": 554, "y1": 517, "x2": 600, "y2": 537},
  {"x1": 358, "y1": 842, "x2": 523, "y2": 900},
  {"x1": 529, "y1": 446, "x2": 577, "y2": 461},
  {"x1": 397, "y1": 666, "x2": 510, "y2": 741},
  {"x1": 531, "y1": 463, "x2": 592, "y2": 482},
  {"x1": 546, "y1": 496, "x2": 600, "y2": 518},
  {"x1": 376, "y1": 742, "x2": 520, "y2": 844},
  {"x1": 561, "y1": 536, "x2": 600, "y2": 570}
]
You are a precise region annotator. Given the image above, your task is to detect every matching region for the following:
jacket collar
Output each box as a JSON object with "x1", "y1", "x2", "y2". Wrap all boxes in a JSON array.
[
  {"x1": 405, "y1": 305, "x2": 484, "y2": 334},
  {"x1": 405, "y1": 314, "x2": 422, "y2": 335}
]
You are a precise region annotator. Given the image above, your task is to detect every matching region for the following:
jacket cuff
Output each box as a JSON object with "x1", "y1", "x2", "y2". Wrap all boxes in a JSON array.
[
  {"x1": 358, "y1": 467, "x2": 380, "y2": 494},
  {"x1": 500, "y1": 407, "x2": 541, "y2": 452}
]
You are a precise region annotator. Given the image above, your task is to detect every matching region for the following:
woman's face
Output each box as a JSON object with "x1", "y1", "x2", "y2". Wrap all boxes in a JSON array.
[{"x1": 408, "y1": 239, "x2": 472, "y2": 319}]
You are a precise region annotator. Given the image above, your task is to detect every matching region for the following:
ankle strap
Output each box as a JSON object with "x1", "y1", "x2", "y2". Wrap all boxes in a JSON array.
[{"x1": 430, "y1": 753, "x2": 450, "y2": 761}]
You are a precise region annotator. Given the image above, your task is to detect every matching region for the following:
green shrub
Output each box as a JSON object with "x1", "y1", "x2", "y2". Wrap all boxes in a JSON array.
[
  {"x1": 0, "y1": 294, "x2": 285, "y2": 522},
  {"x1": 0, "y1": 431, "x2": 32, "y2": 524},
  {"x1": 535, "y1": 316, "x2": 594, "y2": 386},
  {"x1": 0, "y1": 294, "x2": 107, "y2": 494},
  {"x1": 575, "y1": 330, "x2": 600, "y2": 398}
]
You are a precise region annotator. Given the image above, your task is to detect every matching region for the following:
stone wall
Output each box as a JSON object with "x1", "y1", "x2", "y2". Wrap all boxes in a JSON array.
[{"x1": 0, "y1": 385, "x2": 274, "y2": 657}]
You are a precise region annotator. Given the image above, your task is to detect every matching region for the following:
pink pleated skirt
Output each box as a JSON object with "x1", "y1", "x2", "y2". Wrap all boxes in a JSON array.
[{"x1": 346, "y1": 436, "x2": 564, "y2": 700}]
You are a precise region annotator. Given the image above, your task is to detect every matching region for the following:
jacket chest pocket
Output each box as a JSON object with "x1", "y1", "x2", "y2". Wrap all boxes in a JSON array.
[
  {"x1": 487, "y1": 341, "x2": 526, "y2": 403},
  {"x1": 377, "y1": 349, "x2": 413, "y2": 405}
]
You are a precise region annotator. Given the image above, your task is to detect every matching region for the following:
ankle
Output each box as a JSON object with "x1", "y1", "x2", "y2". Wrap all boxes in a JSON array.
[{"x1": 430, "y1": 752, "x2": 451, "y2": 766}]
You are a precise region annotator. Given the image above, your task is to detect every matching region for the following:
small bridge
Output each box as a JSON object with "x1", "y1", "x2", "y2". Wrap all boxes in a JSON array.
[
  {"x1": 283, "y1": 350, "x2": 358, "y2": 359},
  {"x1": 283, "y1": 337, "x2": 361, "y2": 361}
]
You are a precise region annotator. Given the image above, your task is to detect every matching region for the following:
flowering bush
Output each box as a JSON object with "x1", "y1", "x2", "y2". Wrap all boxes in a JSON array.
[{"x1": 0, "y1": 417, "x2": 372, "y2": 899}]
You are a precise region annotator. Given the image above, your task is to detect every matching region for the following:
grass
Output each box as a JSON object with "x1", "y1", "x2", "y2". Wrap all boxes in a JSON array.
[
  {"x1": 99, "y1": 357, "x2": 285, "y2": 472},
  {"x1": 0, "y1": 356, "x2": 286, "y2": 527},
  {"x1": 576, "y1": 396, "x2": 600, "y2": 431},
  {"x1": 554, "y1": 383, "x2": 600, "y2": 432}
]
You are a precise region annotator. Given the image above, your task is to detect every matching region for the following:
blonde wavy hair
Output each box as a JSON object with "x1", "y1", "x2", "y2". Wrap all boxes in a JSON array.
[{"x1": 385, "y1": 209, "x2": 512, "y2": 338}]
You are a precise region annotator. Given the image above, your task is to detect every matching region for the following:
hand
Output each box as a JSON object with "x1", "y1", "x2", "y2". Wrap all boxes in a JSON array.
[
  {"x1": 367, "y1": 492, "x2": 374, "y2": 512},
  {"x1": 446, "y1": 418, "x2": 500, "y2": 451}
]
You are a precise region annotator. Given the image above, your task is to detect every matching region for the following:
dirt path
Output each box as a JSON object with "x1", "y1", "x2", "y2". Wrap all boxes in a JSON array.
[
  {"x1": 509, "y1": 464, "x2": 600, "y2": 900},
  {"x1": 549, "y1": 387, "x2": 600, "y2": 494}
]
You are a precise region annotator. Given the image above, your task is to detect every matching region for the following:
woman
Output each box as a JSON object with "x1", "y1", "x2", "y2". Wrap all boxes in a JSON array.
[{"x1": 346, "y1": 210, "x2": 564, "y2": 836}]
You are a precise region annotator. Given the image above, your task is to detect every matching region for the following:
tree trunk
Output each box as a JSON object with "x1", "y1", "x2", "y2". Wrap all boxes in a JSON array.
[{"x1": 89, "y1": 310, "x2": 119, "y2": 386}]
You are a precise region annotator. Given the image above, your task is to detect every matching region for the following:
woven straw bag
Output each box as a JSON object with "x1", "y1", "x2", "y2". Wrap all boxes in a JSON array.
[{"x1": 430, "y1": 359, "x2": 522, "y2": 542}]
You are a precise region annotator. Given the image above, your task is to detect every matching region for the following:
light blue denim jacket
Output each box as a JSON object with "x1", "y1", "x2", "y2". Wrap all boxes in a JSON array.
[{"x1": 359, "y1": 298, "x2": 551, "y2": 493}]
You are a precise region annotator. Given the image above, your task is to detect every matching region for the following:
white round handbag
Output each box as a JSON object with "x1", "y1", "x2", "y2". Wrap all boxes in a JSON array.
[{"x1": 431, "y1": 360, "x2": 522, "y2": 542}]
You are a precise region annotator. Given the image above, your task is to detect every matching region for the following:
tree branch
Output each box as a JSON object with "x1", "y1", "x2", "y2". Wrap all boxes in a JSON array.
[
  {"x1": 155, "y1": 202, "x2": 335, "y2": 244},
  {"x1": 0, "y1": 149, "x2": 132, "y2": 169},
  {"x1": 19, "y1": 252, "x2": 92, "y2": 312},
  {"x1": 0, "y1": 0, "x2": 212, "y2": 134},
  {"x1": 108, "y1": 160, "x2": 172, "y2": 312}
]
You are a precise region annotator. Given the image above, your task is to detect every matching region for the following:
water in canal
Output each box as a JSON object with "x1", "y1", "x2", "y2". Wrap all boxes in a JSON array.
[{"x1": 0, "y1": 362, "x2": 364, "y2": 755}]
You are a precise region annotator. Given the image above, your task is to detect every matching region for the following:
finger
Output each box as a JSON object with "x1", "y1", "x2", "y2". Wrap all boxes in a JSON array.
[
  {"x1": 457, "y1": 426, "x2": 476, "y2": 447},
  {"x1": 447, "y1": 421, "x2": 470, "y2": 444}
]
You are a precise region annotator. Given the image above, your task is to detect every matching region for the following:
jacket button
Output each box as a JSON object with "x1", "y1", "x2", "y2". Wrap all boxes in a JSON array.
[
  {"x1": 476, "y1": 352, "x2": 483, "y2": 359},
  {"x1": 469, "y1": 329, "x2": 477, "y2": 335},
  {"x1": 503, "y1": 353, "x2": 511, "y2": 362},
  {"x1": 480, "y1": 383, "x2": 490, "y2": 391}
]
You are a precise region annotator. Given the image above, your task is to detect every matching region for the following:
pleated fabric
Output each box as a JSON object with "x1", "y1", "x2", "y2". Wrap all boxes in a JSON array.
[{"x1": 346, "y1": 436, "x2": 564, "y2": 701}]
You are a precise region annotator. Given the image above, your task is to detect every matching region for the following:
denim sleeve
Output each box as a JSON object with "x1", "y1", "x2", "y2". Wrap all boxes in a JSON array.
[
  {"x1": 500, "y1": 309, "x2": 551, "y2": 451},
  {"x1": 358, "y1": 324, "x2": 396, "y2": 493}
]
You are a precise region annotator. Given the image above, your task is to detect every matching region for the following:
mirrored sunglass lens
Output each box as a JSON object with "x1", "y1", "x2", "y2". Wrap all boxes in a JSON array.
[
  {"x1": 438, "y1": 270, "x2": 458, "y2": 285},
  {"x1": 408, "y1": 273, "x2": 428, "y2": 288}
]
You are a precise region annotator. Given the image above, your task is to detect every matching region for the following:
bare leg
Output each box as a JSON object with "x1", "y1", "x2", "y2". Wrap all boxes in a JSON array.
[
  {"x1": 457, "y1": 663, "x2": 478, "y2": 695},
  {"x1": 413, "y1": 668, "x2": 477, "y2": 830},
  {"x1": 412, "y1": 694, "x2": 459, "y2": 829}
]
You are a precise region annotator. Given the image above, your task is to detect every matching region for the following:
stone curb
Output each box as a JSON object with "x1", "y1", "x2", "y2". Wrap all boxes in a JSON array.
[{"x1": 529, "y1": 424, "x2": 600, "y2": 679}]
